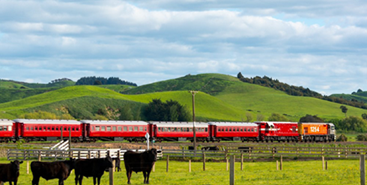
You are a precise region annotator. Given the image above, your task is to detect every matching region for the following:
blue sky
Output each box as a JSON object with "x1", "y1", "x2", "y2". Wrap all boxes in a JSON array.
[{"x1": 1, "y1": 0, "x2": 367, "y2": 95}]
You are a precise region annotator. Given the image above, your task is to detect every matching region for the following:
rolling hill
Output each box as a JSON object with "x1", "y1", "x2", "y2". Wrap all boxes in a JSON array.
[{"x1": 0, "y1": 73, "x2": 366, "y2": 122}]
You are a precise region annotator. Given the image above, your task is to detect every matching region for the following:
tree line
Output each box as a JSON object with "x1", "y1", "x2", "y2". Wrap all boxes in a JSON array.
[
  {"x1": 76, "y1": 76, "x2": 137, "y2": 86},
  {"x1": 237, "y1": 72, "x2": 367, "y2": 110}
]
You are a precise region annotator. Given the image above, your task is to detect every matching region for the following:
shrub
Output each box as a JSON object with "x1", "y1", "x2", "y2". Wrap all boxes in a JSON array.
[
  {"x1": 337, "y1": 134, "x2": 348, "y2": 142},
  {"x1": 356, "y1": 135, "x2": 367, "y2": 141}
]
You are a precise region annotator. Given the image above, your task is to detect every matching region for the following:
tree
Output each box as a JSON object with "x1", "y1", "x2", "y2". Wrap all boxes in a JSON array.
[
  {"x1": 268, "y1": 113, "x2": 289, "y2": 121},
  {"x1": 119, "y1": 106, "x2": 134, "y2": 120},
  {"x1": 340, "y1": 105, "x2": 348, "y2": 117},
  {"x1": 363, "y1": 113, "x2": 367, "y2": 120},
  {"x1": 299, "y1": 115, "x2": 324, "y2": 122},
  {"x1": 245, "y1": 112, "x2": 253, "y2": 122},
  {"x1": 144, "y1": 99, "x2": 191, "y2": 121},
  {"x1": 256, "y1": 114, "x2": 265, "y2": 121}
]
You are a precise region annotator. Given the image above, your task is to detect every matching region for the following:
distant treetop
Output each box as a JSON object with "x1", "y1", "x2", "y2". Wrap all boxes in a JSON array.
[{"x1": 76, "y1": 76, "x2": 137, "y2": 86}]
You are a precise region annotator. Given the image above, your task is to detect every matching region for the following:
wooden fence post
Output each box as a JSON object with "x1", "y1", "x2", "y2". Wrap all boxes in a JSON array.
[
  {"x1": 27, "y1": 161, "x2": 30, "y2": 174},
  {"x1": 189, "y1": 159, "x2": 191, "y2": 172},
  {"x1": 241, "y1": 152, "x2": 243, "y2": 171},
  {"x1": 203, "y1": 152, "x2": 206, "y2": 171},
  {"x1": 226, "y1": 157, "x2": 229, "y2": 171},
  {"x1": 322, "y1": 156, "x2": 325, "y2": 170},
  {"x1": 276, "y1": 160, "x2": 279, "y2": 170},
  {"x1": 108, "y1": 150, "x2": 114, "y2": 185},
  {"x1": 230, "y1": 155, "x2": 235, "y2": 185},
  {"x1": 280, "y1": 155, "x2": 283, "y2": 170},
  {"x1": 361, "y1": 155, "x2": 365, "y2": 185},
  {"x1": 166, "y1": 155, "x2": 169, "y2": 172},
  {"x1": 38, "y1": 150, "x2": 41, "y2": 161}
]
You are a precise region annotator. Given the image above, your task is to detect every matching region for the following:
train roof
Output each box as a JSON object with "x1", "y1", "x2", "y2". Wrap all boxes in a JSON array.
[
  {"x1": 207, "y1": 122, "x2": 257, "y2": 126},
  {"x1": 80, "y1": 120, "x2": 149, "y2": 125},
  {"x1": 13, "y1": 119, "x2": 81, "y2": 124},
  {"x1": 150, "y1": 121, "x2": 208, "y2": 127},
  {"x1": 0, "y1": 119, "x2": 13, "y2": 125}
]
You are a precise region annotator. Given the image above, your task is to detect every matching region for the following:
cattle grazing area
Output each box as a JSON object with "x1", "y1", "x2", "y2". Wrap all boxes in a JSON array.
[
  {"x1": 0, "y1": 160, "x2": 23, "y2": 185},
  {"x1": 124, "y1": 148, "x2": 157, "y2": 184},
  {"x1": 1, "y1": 159, "x2": 363, "y2": 185}
]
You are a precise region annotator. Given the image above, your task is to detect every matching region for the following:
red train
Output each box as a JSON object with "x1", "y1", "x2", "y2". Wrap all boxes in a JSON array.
[{"x1": 0, "y1": 119, "x2": 336, "y2": 143}]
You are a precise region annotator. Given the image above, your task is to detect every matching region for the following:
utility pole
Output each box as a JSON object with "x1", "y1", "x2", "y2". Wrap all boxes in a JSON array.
[{"x1": 189, "y1": 91, "x2": 198, "y2": 151}]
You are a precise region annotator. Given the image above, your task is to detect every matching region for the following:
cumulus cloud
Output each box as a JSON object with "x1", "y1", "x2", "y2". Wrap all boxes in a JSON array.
[{"x1": 0, "y1": 0, "x2": 366, "y2": 94}]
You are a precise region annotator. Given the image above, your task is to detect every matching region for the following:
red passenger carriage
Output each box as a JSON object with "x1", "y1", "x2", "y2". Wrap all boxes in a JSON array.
[
  {"x1": 150, "y1": 122, "x2": 209, "y2": 142},
  {"x1": 208, "y1": 122, "x2": 259, "y2": 142},
  {"x1": 0, "y1": 119, "x2": 16, "y2": 142},
  {"x1": 255, "y1": 121, "x2": 299, "y2": 142},
  {"x1": 13, "y1": 119, "x2": 83, "y2": 142},
  {"x1": 80, "y1": 120, "x2": 149, "y2": 142}
]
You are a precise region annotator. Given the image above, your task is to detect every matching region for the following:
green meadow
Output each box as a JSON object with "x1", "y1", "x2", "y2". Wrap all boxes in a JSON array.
[
  {"x1": 0, "y1": 73, "x2": 366, "y2": 121},
  {"x1": 8, "y1": 159, "x2": 364, "y2": 185}
]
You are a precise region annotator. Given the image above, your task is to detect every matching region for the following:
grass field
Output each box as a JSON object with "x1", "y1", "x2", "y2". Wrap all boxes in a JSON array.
[{"x1": 6, "y1": 158, "x2": 363, "y2": 185}]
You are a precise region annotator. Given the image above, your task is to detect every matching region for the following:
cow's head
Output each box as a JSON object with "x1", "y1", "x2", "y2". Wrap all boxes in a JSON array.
[
  {"x1": 66, "y1": 158, "x2": 76, "y2": 170},
  {"x1": 11, "y1": 160, "x2": 23, "y2": 172},
  {"x1": 148, "y1": 148, "x2": 158, "y2": 162},
  {"x1": 104, "y1": 155, "x2": 113, "y2": 172}
]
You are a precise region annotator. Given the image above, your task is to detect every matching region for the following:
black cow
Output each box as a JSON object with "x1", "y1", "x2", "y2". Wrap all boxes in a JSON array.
[
  {"x1": 124, "y1": 148, "x2": 157, "y2": 184},
  {"x1": 31, "y1": 158, "x2": 75, "y2": 185},
  {"x1": 112, "y1": 158, "x2": 121, "y2": 172},
  {"x1": 74, "y1": 156, "x2": 113, "y2": 185},
  {"x1": 238, "y1": 147, "x2": 253, "y2": 153},
  {"x1": 0, "y1": 160, "x2": 23, "y2": 185},
  {"x1": 201, "y1": 146, "x2": 220, "y2": 151}
]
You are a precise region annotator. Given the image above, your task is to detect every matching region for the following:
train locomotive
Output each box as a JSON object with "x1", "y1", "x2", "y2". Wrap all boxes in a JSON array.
[{"x1": 0, "y1": 119, "x2": 336, "y2": 143}]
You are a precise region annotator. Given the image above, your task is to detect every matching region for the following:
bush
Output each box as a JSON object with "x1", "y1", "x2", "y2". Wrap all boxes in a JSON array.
[
  {"x1": 337, "y1": 134, "x2": 348, "y2": 142},
  {"x1": 356, "y1": 135, "x2": 367, "y2": 141}
]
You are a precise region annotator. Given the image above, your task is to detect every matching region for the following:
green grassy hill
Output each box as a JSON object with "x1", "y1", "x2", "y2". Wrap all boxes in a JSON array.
[
  {"x1": 331, "y1": 92, "x2": 367, "y2": 103},
  {"x1": 0, "y1": 73, "x2": 366, "y2": 121}
]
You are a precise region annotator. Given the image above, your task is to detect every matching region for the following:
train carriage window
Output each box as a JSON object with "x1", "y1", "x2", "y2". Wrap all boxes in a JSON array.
[
  {"x1": 107, "y1": 126, "x2": 111, "y2": 131},
  {"x1": 139, "y1": 127, "x2": 143, "y2": 131},
  {"x1": 129, "y1": 126, "x2": 132, "y2": 131},
  {"x1": 35, "y1": 127, "x2": 38, "y2": 131},
  {"x1": 189, "y1": 128, "x2": 192, "y2": 132},
  {"x1": 134, "y1": 127, "x2": 138, "y2": 131},
  {"x1": 113, "y1": 126, "x2": 116, "y2": 131},
  {"x1": 48, "y1": 127, "x2": 50, "y2": 131},
  {"x1": 30, "y1": 127, "x2": 33, "y2": 131},
  {"x1": 158, "y1": 128, "x2": 161, "y2": 132},
  {"x1": 56, "y1": 127, "x2": 59, "y2": 131},
  {"x1": 237, "y1": 128, "x2": 239, "y2": 132},
  {"x1": 102, "y1": 126, "x2": 106, "y2": 131},
  {"x1": 72, "y1": 127, "x2": 75, "y2": 131},
  {"x1": 118, "y1": 126, "x2": 122, "y2": 131},
  {"x1": 96, "y1": 126, "x2": 100, "y2": 131},
  {"x1": 51, "y1": 127, "x2": 54, "y2": 131},
  {"x1": 123, "y1": 126, "x2": 127, "y2": 131},
  {"x1": 164, "y1": 128, "x2": 168, "y2": 132},
  {"x1": 0, "y1": 126, "x2": 3, "y2": 131},
  {"x1": 240, "y1": 128, "x2": 243, "y2": 132},
  {"x1": 173, "y1": 128, "x2": 177, "y2": 132},
  {"x1": 254, "y1": 128, "x2": 257, "y2": 132},
  {"x1": 63, "y1": 127, "x2": 67, "y2": 131},
  {"x1": 251, "y1": 128, "x2": 254, "y2": 132},
  {"x1": 3, "y1": 126, "x2": 7, "y2": 131},
  {"x1": 26, "y1": 127, "x2": 29, "y2": 131},
  {"x1": 145, "y1": 127, "x2": 147, "y2": 131},
  {"x1": 76, "y1": 127, "x2": 79, "y2": 131}
]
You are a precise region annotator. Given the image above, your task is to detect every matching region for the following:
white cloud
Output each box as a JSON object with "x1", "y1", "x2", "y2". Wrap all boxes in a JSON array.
[{"x1": 0, "y1": 0, "x2": 366, "y2": 95}]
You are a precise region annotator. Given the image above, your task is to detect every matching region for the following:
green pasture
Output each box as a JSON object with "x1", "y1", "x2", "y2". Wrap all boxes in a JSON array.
[{"x1": 5, "y1": 159, "x2": 364, "y2": 185}]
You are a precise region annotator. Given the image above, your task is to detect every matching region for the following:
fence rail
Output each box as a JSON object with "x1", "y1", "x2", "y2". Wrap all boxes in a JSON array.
[
  {"x1": 163, "y1": 146, "x2": 367, "y2": 160},
  {"x1": 7, "y1": 149, "x2": 163, "y2": 161}
]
